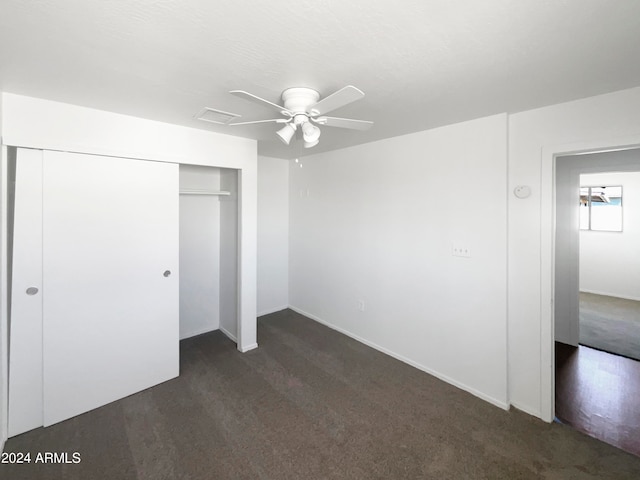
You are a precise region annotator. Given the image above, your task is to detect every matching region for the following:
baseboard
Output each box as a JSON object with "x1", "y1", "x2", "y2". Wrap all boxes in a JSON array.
[
  {"x1": 179, "y1": 324, "x2": 219, "y2": 341},
  {"x1": 510, "y1": 401, "x2": 544, "y2": 421},
  {"x1": 181, "y1": 325, "x2": 239, "y2": 345},
  {"x1": 258, "y1": 305, "x2": 289, "y2": 317},
  {"x1": 579, "y1": 289, "x2": 640, "y2": 302},
  {"x1": 238, "y1": 342, "x2": 258, "y2": 353},
  {"x1": 288, "y1": 305, "x2": 509, "y2": 411},
  {"x1": 219, "y1": 326, "x2": 237, "y2": 343}
]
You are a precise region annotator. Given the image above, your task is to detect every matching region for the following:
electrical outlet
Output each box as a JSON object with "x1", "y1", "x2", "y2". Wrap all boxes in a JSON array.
[
  {"x1": 357, "y1": 300, "x2": 365, "y2": 312},
  {"x1": 452, "y1": 243, "x2": 471, "y2": 258}
]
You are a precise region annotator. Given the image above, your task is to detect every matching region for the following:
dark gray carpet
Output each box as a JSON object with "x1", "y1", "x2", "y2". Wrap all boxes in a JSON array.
[
  {"x1": 3, "y1": 309, "x2": 640, "y2": 479},
  {"x1": 580, "y1": 292, "x2": 640, "y2": 361}
]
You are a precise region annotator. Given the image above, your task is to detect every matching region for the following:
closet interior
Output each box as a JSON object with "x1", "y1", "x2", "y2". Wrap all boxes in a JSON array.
[{"x1": 179, "y1": 164, "x2": 238, "y2": 342}]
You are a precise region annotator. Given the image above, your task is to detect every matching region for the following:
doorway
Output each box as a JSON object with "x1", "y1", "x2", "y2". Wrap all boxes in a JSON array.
[
  {"x1": 578, "y1": 173, "x2": 640, "y2": 361},
  {"x1": 554, "y1": 148, "x2": 640, "y2": 456}
]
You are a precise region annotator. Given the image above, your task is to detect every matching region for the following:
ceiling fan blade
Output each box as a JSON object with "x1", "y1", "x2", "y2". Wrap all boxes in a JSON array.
[
  {"x1": 228, "y1": 118, "x2": 289, "y2": 126},
  {"x1": 229, "y1": 90, "x2": 292, "y2": 116},
  {"x1": 308, "y1": 85, "x2": 365, "y2": 116},
  {"x1": 314, "y1": 116, "x2": 373, "y2": 131}
]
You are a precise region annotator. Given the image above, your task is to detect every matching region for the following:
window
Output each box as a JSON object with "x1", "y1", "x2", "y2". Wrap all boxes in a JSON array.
[{"x1": 579, "y1": 185, "x2": 622, "y2": 232}]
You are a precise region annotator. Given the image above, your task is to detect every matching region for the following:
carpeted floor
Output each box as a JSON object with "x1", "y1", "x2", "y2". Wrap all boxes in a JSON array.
[
  {"x1": 580, "y1": 292, "x2": 640, "y2": 361},
  {"x1": 3, "y1": 309, "x2": 640, "y2": 479}
]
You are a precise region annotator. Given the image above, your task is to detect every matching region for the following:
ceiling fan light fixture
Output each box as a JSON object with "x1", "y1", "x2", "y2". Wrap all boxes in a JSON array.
[
  {"x1": 229, "y1": 85, "x2": 372, "y2": 150},
  {"x1": 302, "y1": 121, "x2": 321, "y2": 143},
  {"x1": 276, "y1": 123, "x2": 296, "y2": 145}
]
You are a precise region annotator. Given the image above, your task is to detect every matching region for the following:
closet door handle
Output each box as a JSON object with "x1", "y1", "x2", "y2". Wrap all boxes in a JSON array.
[
  {"x1": 163, "y1": 270, "x2": 171, "y2": 277},
  {"x1": 26, "y1": 286, "x2": 39, "y2": 295}
]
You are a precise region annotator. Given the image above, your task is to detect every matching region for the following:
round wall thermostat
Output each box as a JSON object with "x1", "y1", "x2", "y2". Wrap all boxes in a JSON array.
[{"x1": 514, "y1": 185, "x2": 532, "y2": 199}]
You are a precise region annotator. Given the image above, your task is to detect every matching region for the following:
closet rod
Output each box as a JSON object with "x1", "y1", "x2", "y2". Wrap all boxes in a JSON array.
[{"x1": 179, "y1": 190, "x2": 231, "y2": 196}]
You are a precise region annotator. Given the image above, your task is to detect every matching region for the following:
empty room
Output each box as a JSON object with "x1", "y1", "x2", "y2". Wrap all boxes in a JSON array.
[{"x1": 1, "y1": 1, "x2": 640, "y2": 479}]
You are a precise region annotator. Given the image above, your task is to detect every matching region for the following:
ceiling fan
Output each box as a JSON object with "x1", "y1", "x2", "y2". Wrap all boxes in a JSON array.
[{"x1": 228, "y1": 85, "x2": 373, "y2": 148}]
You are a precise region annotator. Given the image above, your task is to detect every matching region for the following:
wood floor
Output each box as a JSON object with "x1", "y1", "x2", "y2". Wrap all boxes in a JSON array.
[{"x1": 556, "y1": 342, "x2": 640, "y2": 456}]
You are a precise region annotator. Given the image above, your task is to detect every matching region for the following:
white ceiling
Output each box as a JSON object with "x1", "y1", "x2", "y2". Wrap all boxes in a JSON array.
[{"x1": 1, "y1": 0, "x2": 639, "y2": 159}]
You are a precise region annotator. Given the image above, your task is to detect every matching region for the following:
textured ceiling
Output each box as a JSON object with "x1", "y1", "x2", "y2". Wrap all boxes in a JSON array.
[{"x1": 1, "y1": 0, "x2": 640, "y2": 159}]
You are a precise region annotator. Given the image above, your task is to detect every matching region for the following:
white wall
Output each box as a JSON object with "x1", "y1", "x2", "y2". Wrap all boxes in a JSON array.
[
  {"x1": 1, "y1": 94, "x2": 254, "y2": 168},
  {"x1": 179, "y1": 165, "x2": 221, "y2": 339},
  {"x1": 219, "y1": 168, "x2": 239, "y2": 341},
  {"x1": 289, "y1": 114, "x2": 509, "y2": 408},
  {"x1": 257, "y1": 156, "x2": 289, "y2": 316},
  {"x1": 580, "y1": 171, "x2": 640, "y2": 301},
  {"x1": 554, "y1": 156, "x2": 581, "y2": 346},
  {"x1": 508, "y1": 86, "x2": 640, "y2": 420}
]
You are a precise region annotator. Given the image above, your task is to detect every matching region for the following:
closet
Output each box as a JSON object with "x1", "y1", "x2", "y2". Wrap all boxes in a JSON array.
[
  {"x1": 7, "y1": 149, "x2": 239, "y2": 437},
  {"x1": 178, "y1": 165, "x2": 238, "y2": 342}
]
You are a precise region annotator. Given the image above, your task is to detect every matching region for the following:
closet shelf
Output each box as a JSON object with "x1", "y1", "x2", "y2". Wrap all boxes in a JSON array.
[{"x1": 179, "y1": 189, "x2": 231, "y2": 196}]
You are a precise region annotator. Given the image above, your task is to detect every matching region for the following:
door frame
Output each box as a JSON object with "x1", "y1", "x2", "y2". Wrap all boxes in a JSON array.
[
  {"x1": 540, "y1": 136, "x2": 640, "y2": 422},
  {"x1": 1, "y1": 145, "x2": 9, "y2": 449}
]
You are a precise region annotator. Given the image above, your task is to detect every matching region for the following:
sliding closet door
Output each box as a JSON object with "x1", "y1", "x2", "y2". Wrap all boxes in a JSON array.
[
  {"x1": 8, "y1": 149, "x2": 44, "y2": 436},
  {"x1": 42, "y1": 151, "x2": 179, "y2": 426}
]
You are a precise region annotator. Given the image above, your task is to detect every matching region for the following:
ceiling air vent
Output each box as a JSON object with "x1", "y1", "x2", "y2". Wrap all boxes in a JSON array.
[{"x1": 195, "y1": 107, "x2": 240, "y2": 125}]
